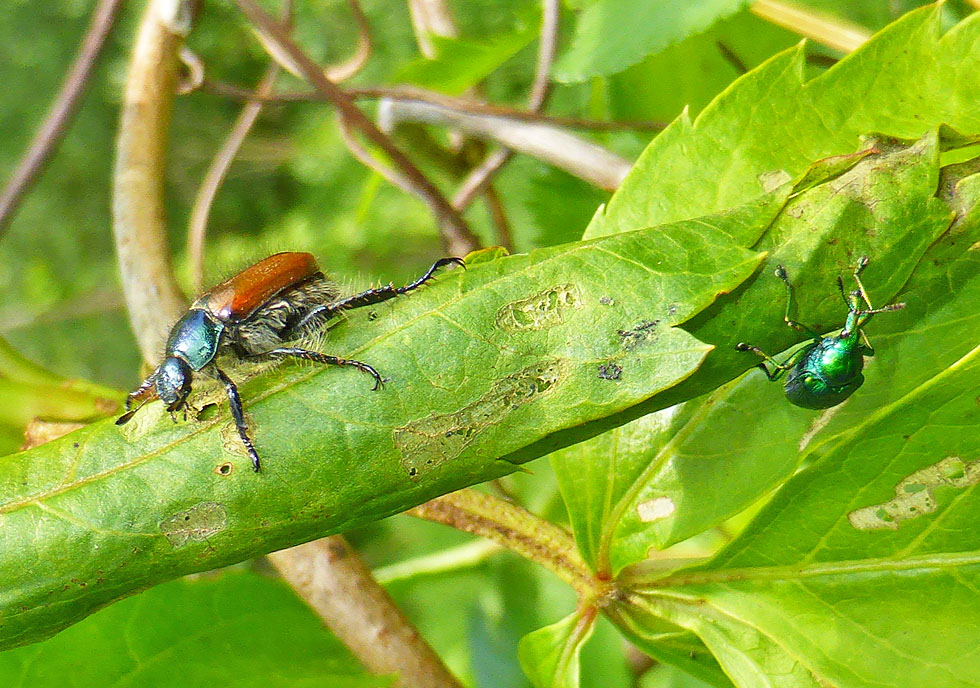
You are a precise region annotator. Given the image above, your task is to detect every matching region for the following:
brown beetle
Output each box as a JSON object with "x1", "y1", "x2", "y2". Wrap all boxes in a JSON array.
[{"x1": 116, "y1": 252, "x2": 462, "y2": 471}]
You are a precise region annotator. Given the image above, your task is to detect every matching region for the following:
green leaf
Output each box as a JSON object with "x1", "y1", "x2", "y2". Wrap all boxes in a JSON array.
[
  {"x1": 587, "y1": 7, "x2": 980, "y2": 240},
  {"x1": 607, "y1": 134, "x2": 980, "y2": 688},
  {"x1": 395, "y1": 26, "x2": 537, "y2": 95},
  {"x1": 518, "y1": 610, "x2": 596, "y2": 688},
  {"x1": 641, "y1": 663, "x2": 720, "y2": 688},
  {"x1": 555, "y1": 0, "x2": 751, "y2": 82},
  {"x1": 554, "y1": 130, "x2": 956, "y2": 576},
  {"x1": 0, "y1": 208, "x2": 769, "y2": 649},
  {"x1": 0, "y1": 571, "x2": 392, "y2": 687}
]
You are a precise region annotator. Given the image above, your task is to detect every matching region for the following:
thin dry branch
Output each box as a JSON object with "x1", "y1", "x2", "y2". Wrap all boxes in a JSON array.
[
  {"x1": 113, "y1": 0, "x2": 193, "y2": 360},
  {"x1": 236, "y1": 0, "x2": 479, "y2": 256},
  {"x1": 199, "y1": 80, "x2": 666, "y2": 131},
  {"x1": 382, "y1": 99, "x2": 631, "y2": 191},
  {"x1": 268, "y1": 536, "x2": 464, "y2": 688},
  {"x1": 187, "y1": 64, "x2": 280, "y2": 293},
  {"x1": 451, "y1": 0, "x2": 561, "y2": 211},
  {"x1": 751, "y1": 0, "x2": 871, "y2": 53},
  {"x1": 0, "y1": 0, "x2": 125, "y2": 237}
]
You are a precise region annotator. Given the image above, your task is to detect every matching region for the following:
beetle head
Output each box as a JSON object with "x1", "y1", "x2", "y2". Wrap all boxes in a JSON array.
[{"x1": 156, "y1": 356, "x2": 193, "y2": 410}]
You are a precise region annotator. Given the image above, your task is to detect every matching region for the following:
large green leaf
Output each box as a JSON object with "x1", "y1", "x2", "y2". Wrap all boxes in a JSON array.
[
  {"x1": 554, "y1": 130, "x2": 958, "y2": 575},
  {"x1": 617, "y1": 222, "x2": 980, "y2": 685},
  {"x1": 587, "y1": 6, "x2": 980, "y2": 240},
  {"x1": 0, "y1": 570, "x2": 392, "y2": 687},
  {"x1": 0, "y1": 205, "x2": 775, "y2": 649}
]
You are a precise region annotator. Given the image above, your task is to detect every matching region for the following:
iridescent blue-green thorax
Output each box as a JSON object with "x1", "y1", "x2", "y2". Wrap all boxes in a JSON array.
[{"x1": 166, "y1": 308, "x2": 224, "y2": 371}]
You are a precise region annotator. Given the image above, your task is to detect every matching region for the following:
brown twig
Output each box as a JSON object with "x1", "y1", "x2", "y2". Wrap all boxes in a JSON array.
[
  {"x1": 268, "y1": 536, "x2": 464, "y2": 688},
  {"x1": 187, "y1": 64, "x2": 280, "y2": 293},
  {"x1": 251, "y1": 0, "x2": 372, "y2": 83},
  {"x1": 0, "y1": 0, "x2": 125, "y2": 238},
  {"x1": 483, "y1": 185, "x2": 514, "y2": 252},
  {"x1": 236, "y1": 0, "x2": 479, "y2": 256},
  {"x1": 452, "y1": 0, "x2": 561, "y2": 212},
  {"x1": 113, "y1": 0, "x2": 193, "y2": 360},
  {"x1": 199, "y1": 79, "x2": 666, "y2": 130},
  {"x1": 326, "y1": 0, "x2": 372, "y2": 82}
]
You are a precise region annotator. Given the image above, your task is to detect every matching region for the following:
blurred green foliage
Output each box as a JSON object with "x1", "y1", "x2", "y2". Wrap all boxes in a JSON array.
[{"x1": 0, "y1": 1, "x2": 973, "y2": 687}]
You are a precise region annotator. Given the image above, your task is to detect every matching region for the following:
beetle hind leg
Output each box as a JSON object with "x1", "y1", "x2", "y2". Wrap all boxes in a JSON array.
[{"x1": 309, "y1": 257, "x2": 463, "y2": 322}]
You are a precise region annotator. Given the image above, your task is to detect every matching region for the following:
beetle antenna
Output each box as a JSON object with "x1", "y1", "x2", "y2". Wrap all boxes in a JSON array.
[
  {"x1": 115, "y1": 397, "x2": 150, "y2": 426},
  {"x1": 851, "y1": 257, "x2": 875, "y2": 311},
  {"x1": 854, "y1": 302, "x2": 905, "y2": 316}
]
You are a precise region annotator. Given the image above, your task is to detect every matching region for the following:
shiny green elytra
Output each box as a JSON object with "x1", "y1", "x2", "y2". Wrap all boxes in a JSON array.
[{"x1": 736, "y1": 257, "x2": 905, "y2": 409}]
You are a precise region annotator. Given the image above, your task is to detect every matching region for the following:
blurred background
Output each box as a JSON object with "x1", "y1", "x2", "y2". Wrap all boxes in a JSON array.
[{"x1": 0, "y1": 1, "x2": 973, "y2": 685}]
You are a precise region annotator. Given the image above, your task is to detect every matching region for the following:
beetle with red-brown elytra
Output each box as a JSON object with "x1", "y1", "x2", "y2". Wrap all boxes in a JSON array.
[{"x1": 116, "y1": 252, "x2": 463, "y2": 472}]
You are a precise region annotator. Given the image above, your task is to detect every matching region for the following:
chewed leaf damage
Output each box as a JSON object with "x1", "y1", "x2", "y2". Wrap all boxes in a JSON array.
[
  {"x1": 160, "y1": 502, "x2": 228, "y2": 546},
  {"x1": 394, "y1": 360, "x2": 567, "y2": 479},
  {"x1": 494, "y1": 284, "x2": 582, "y2": 332},
  {"x1": 848, "y1": 456, "x2": 980, "y2": 531}
]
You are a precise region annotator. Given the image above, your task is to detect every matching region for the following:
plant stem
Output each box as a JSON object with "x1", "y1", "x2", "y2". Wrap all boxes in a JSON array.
[
  {"x1": 0, "y1": 0, "x2": 125, "y2": 237},
  {"x1": 268, "y1": 536, "x2": 464, "y2": 688},
  {"x1": 751, "y1": 0, "x2": 871, "y2": 53},
  {"x1": 409, "y1": 489, "x2": 607, "y2": 602},
  {"x1": 113, "y1": 0, "x2": 192, "y2": 360}
]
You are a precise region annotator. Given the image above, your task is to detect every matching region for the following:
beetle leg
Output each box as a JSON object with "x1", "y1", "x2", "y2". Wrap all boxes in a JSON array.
[
  {"x1": 775, "y1": 265, "x2": 822, "y2": 339},
  {"x1": 215, "y1": 366, "x2": 262, "y2": 472},
  {"x1": 859, "y1": 329, "x2": 875, "y2": 357},
  {"x1": 736, "y1": 342, "x2": 810, "y2": 382},
  {"x1": 851, "y1": 255, "x2": 875, "y2": 310},
  {"x1": 289, "y1": 257, "x2": 464, "y2": 335},
  {"x1": 254, "y1": 347, "x2": 384, "y2": 390}
]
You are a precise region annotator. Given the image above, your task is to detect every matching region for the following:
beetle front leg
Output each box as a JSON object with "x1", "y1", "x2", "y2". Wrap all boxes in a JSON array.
[
  {"x1": 736, "y1": 342, "x2": 810, "y2": 382},
  {"x1": 215, "y1": 366, "x2": 262, "y2": 472}
]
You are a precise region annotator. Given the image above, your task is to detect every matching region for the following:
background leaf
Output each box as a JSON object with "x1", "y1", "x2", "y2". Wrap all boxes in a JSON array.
[
  {"x1": 555, "y1": 0, "x2": 752, "y2": 82},
  {"x1": 0, "y1": 570, "x2": 392, "y2": 687},
  {"x1": 517, "y1": 610, "x2": 595, "y2": 688}
]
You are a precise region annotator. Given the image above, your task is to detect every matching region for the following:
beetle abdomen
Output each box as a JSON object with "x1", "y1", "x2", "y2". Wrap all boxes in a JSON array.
[
  {"x1": 784, "y1": 369, "x2": 864, "y2": 409},
  {"x1": 229, "y1": 274, "x2": 340, "y2": 355}
]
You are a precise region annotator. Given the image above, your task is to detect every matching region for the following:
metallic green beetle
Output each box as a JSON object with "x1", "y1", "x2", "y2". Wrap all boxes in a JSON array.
[{"x1": 736, "y1": 257, "x2": 905, "y2": 409}]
